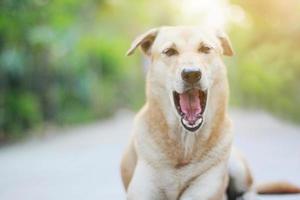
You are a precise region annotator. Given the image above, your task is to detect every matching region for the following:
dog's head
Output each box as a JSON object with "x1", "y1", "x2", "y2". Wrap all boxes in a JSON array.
[{"x1": 127, "y1": 26, "x2": 233, "y2": 132}]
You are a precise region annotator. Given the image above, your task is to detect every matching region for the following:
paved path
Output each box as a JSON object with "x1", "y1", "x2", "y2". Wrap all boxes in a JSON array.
[{"x1": 0, "y1": 109, "x2": 299, "y2": 200}]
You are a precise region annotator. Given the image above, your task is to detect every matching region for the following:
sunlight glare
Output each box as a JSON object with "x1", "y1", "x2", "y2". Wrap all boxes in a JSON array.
[{"x1": 173, "y1": 0, "x2": 247, "y2": 29}]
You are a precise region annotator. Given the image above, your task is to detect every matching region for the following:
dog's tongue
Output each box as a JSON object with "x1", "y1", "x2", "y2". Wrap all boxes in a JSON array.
[{"x1": 179, "y1": 89, "x2": 201, "y2": 124}]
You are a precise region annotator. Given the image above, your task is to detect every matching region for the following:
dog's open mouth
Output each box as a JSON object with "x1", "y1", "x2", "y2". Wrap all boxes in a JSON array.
[{"x1": 173, "y1": 89, "x2": 207, "y2": 132}]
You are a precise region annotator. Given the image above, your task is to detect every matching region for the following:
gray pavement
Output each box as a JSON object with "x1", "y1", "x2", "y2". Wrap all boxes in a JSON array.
[{"x1": 0, "y1": 109, "x2": 299, "y2": 200}]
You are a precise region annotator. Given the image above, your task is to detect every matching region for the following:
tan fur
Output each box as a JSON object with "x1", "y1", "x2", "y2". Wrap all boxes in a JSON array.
[
  {"x1": 121, "y1": 26, "x2": 234, "y2": 200},
  {"x1": 120, "y1": 26, "x2": 300, "y2": 200},
  {"x1": 256, "y1": 182, "x2": 300, "y2": 194},
  {"x1": 120, "y1": 137, "x2": 137, "y2": 190},
  {"x1": 240, "y1": 153, "x2": 253, "y2": 188}
]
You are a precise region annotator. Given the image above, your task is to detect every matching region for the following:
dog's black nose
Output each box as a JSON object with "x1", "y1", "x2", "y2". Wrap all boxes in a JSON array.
[{"x1": 181, "y1": 67, "x2": 201, "y2": 84}]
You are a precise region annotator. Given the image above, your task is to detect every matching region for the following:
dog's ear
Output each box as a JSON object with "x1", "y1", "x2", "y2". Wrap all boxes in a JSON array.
[
  {"x1": 126, "y1": 28, "x2": 159, "y2": 56},
  {"x1": 216, "y1": 30, "x2": 234, "y2": 56}
]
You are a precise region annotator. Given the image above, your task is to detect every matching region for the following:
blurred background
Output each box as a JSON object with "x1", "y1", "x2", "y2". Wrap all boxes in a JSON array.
[
  {"x1": 1, "y1": 0, "x2": 300, "y2": 141},
  {"x1": 0, "y1": 0, "x2": 299, "y2": 199}
]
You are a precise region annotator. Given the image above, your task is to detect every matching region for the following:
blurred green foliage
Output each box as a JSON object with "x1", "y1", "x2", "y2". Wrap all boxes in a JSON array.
[
  {"x1": 0, "y1": 0, "x2": 177, "y2": 140},
  {"x1": 228, "y1": 0, "x2": 300, "y2": 122},
  {"x1": 0, "y1": 0, "x2": 300, "y2": 140}
]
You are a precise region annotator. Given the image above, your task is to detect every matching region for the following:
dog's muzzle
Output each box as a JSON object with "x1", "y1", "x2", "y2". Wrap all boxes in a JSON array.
[{"x1": 173, "y1": 67, "x2": 207, "y2": 132}]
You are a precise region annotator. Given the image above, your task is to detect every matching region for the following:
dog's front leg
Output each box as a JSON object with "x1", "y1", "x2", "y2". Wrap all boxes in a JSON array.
[
  {"x1": 127, "y1": 159, "x2": 164, "y2": 200},
  {"x1": 179, "y1": 163, "x2": 227, "y2": 200}
]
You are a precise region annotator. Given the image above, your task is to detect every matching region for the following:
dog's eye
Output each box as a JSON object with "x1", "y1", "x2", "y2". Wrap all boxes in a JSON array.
[
  {"x1": 198, "y1": 45, "x2": 212, "y2": 54},
  {"x1": 162, "y1": 48, "x2": 178, "y2": 57}
]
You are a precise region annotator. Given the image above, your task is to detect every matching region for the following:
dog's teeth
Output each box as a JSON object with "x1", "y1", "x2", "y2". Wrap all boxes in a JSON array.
[
  {"x1": 193, "y1": 117, "x2": 203, "y2": 127},
  {"x1": 183, "y1": 118, "x2": 189, "y2": 125},
  {"x1": 198, "y1": 117, "x2": 203, "y2": 124},
  {"x1": 181, "y1": 117, "x2": 203, "y2": 130}
]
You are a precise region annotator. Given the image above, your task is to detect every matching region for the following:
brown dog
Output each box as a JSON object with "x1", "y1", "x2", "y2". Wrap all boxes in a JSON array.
[{"x1": 120, "y1": 26, "x2": 300, "y2": 200}]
